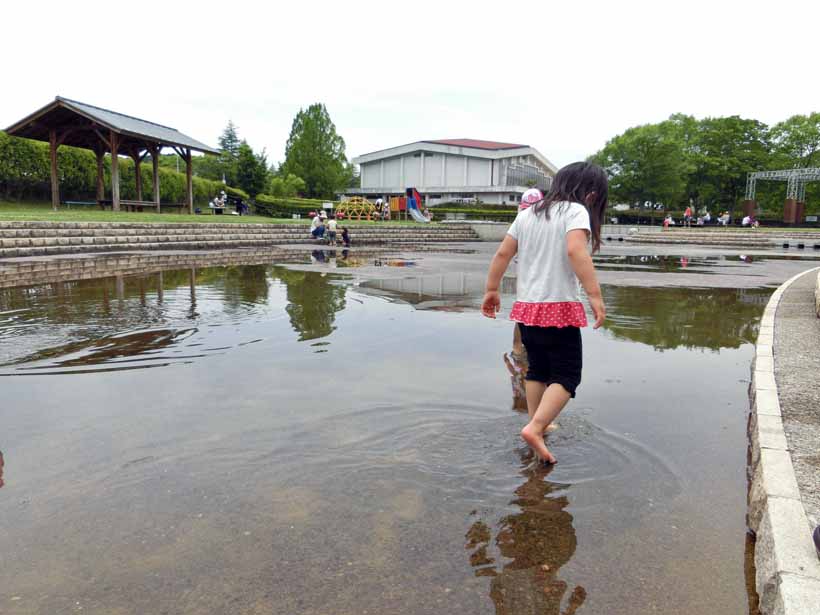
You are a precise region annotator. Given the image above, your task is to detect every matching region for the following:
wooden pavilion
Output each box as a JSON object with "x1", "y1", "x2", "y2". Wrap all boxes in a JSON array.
[{"x1": 4, "y1": 97, "x2": 219, "y2": 213}]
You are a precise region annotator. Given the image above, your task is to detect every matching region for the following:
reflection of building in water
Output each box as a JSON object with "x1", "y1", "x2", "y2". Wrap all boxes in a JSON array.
[
  {"x1": 360, "y1": 274, "x2": 517, "y2": 309},
  {"x1": 736, "y1": 288, "x2": 770, "y2": 306},
  {"x1": 465, "y1": 462, "x2": 585, "y2": 615}
]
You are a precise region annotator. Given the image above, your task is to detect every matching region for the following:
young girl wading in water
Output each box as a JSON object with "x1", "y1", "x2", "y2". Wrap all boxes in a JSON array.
[{"x1": 482, "y1": 162, "x2": 608, "y2": 464}]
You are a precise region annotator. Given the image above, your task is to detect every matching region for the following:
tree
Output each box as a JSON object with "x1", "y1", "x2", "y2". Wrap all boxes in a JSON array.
[
  {"x1": 211, "y1": 121, "x2": 242, "y2": 186},
  {"x1": 267, "y1": 173, "x2": 306, "y2": 197},
  {"x1": 279, "y1": 103, "x2": 351, "y2": 198},
  {"x1": 690, "y1": 116, "x2": 771, "y2": 217},
  {"x1": 590, "y1": 120, "x2": 689, "y2": 209},
  {"x1": 769, "y1": 113, "x2": 820, "y2": 168},
  {"x1": 235, "y1": 140, "x2": 269, "y2": 197},
  {"x1": 218, "y1": 121, "x2": 241, "y2": 159}
]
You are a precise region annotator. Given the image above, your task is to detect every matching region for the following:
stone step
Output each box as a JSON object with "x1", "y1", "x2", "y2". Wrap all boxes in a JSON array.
[
  {"x1": 0, "y1": 235, "x2": 480, "y2": 258},
  {"x1": 0, "y1": 229, "x2": 479, "y2": 240},
  {"x1": 0, "y1": 221, "x2": 476, "y2": 231},
  {"x1": 0, "y1": 221, "x2": 482, "y2": 258}
]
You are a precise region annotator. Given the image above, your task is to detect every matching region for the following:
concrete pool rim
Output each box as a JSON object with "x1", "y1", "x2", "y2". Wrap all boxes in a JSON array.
[{"x1": 748, "y1": 266, "x2": 820, "y2": 614}]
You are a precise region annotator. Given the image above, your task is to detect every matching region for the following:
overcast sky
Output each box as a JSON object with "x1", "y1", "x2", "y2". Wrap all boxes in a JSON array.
[{"x1": 3, "y1": 1, "x2": 818, "y2": 169}]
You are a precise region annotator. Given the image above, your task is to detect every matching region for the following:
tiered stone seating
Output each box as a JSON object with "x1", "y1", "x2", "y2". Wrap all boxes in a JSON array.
[
  {"x1": 616, "y1": 229, "x2": 820, "y2": 249},
  {"x1": 0, "y1": 222, "x2": 480, "y2": 258}
]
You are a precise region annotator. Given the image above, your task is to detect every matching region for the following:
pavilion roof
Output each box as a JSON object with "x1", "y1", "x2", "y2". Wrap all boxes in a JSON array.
[{"x1": 4, "y1": 97, "x2": 219, "y2": 154}]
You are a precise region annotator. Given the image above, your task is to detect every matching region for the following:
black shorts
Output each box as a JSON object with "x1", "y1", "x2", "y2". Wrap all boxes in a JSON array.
[{"x1": 517, "y1": 323, "x2": 583, "y2": 397}]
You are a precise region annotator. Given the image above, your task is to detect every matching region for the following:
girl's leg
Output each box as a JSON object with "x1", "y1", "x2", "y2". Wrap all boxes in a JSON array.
[
  {"x1": 524, "y1": 380, "x2": 559, "y2": 433},
  {"x1": 524, "y1": 380, "x2": 545, "y2": 420},
  {"x1": 521, "y1": 383, "x2": 571, "y2": 463}
]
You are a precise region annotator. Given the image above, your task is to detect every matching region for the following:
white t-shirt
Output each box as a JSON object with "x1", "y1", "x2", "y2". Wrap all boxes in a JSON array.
[
  {"x1": 311, "y1": 215, "x2": 322, "y2": 231},
  {"x1": 327, "y1": 219, "x2": 338, "y2": 232},
  {"x1": 506, "y1": 202, "x2": 591, "y2": 304}
]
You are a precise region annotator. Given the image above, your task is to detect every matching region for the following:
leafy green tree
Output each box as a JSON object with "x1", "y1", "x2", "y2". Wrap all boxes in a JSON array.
[
  {"x1": 769, "y1": 113, "x2": 820, "y2": 168},
  {"x1": 280, "y1": 103, "x2": 351, "y2": 198},
  {"x1": 691, "y1": 116, "x2": 771, "y2": 217},
  {"x1": 590, "y1": 120, "x2": 689, "y2": 208},
  {"x1": 235, "y1": 140, "x2": 269, "y2": 197},
  {"x1": 267, "y1": 173, "x2": 306, "y2": 197},
  {"x1": 218, "y1": 121, "x2": 241, "y2": 160}
]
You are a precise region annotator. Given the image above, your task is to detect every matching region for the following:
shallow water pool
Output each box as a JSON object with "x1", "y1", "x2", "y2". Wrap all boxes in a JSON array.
[{"x1": 1, "y1": 246, "x2": 818, "y2": 614}]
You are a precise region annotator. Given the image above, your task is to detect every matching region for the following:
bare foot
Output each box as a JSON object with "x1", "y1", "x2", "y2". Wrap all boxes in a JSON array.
[
  {"x1": 544, "y1": 423, "x2": 558, "y2": 434},
  {"x1": 521, "y1": 423, "x2": 557, "y2": 464}
]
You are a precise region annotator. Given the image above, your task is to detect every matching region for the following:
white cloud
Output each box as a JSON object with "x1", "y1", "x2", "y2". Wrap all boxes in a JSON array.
[{"x1": 2, "y1": 0, "x2": 818, "y2": 168}]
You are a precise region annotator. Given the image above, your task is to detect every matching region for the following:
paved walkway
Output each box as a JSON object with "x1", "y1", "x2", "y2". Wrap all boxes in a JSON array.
[
  {"x1": 749, "y1": 267, "x2": 820, "y2": 613},
  {"x1": 774, "y1": 271, "x2": 820, "y2": 525}
]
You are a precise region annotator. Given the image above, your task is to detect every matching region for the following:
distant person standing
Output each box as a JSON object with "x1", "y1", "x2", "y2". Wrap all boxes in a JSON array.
[
  {"x1": 341, "y1": 227, "x2": 351, "y2": 247},
  {"x1": 327, "y1": 215, "x2": 338, "y2": 245},
  {"x1": 683, "y1": 205, "x2": 693, "y2": 227}
]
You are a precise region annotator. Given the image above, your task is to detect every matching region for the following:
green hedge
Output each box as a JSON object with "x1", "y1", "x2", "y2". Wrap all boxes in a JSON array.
[
  {"x1": 0, "y1": 131, "x2": 246, "y2": 206},
  {"x1": 255, "y1": 194, "x2": 340, "y2": 217}
]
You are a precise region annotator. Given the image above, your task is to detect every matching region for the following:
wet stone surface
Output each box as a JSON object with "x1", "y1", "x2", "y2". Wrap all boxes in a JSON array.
[{"x1": 1, "y1": 244, "x2": 819, "y2": 614}]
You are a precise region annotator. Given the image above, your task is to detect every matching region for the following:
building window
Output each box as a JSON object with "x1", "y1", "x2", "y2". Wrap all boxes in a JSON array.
[{"x1": 509, "y1": 194, "x2": 516, "y2": 201}]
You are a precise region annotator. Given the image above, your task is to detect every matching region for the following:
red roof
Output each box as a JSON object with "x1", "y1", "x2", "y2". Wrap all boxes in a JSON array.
[{"x1": 423, "y1": 138, "x2": 527, "y2": 151}]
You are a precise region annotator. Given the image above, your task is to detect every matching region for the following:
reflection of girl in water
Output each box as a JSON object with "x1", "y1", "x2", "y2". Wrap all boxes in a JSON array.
[
  {"x1": 504, "y1": 326, "x2": 529, "y2": 412},
  {"x1": 465, "y1": 461, "x2": 586, "y2": 614}
]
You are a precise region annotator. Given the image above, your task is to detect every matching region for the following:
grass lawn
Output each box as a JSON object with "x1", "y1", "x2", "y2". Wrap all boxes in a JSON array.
[{"x1": 0, "y1": 201, "x2": 433, "y2": 226}]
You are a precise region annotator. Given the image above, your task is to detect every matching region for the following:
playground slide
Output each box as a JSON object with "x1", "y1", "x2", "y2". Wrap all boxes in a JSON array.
[
  {"x1": 405, "y1": 187, "x2": 430, "y2": 223},
  {"x1": 408, "y1": 206, "x2": 430, "y2": 223}
]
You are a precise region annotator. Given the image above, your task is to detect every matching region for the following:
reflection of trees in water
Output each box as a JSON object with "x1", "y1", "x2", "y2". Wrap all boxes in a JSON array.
[
  {"x1": 269, "y1": 267, "x2": 347, "y2": 341},
  {"x1": 466, "y1": 462, "x2": 585, "y2": 615},
  {"x1": 600, "y1": 285, "x2": 770, "y2": 351},
  {"x1": 220, "y1": 265, "x2": 270, "y2": 310}
]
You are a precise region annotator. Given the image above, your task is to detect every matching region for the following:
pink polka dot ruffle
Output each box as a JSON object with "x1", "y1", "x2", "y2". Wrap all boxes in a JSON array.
[{"x1": 509, "y1": 301, "x2": 587, "y2": 328}]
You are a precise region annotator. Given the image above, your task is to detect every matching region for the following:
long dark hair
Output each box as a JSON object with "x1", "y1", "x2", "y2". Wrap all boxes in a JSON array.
[{"x1": 532, "y1": 161, "x2": 608, "y2": 253}]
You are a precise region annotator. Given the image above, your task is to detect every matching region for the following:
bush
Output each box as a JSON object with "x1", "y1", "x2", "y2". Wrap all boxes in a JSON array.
[{"x1": 254, "y1": 194, "x2": 339, "y2": 217}]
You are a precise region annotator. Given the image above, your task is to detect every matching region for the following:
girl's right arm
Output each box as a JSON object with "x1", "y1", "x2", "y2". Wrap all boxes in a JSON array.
[
  {"x1": 567, "y1": 229, "x2": 606, "y2": 329},
  {"x1": 482, "y1": 235, "x2": 518, "y2": 318}
]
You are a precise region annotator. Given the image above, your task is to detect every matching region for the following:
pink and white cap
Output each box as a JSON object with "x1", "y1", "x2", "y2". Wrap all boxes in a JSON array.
[{"x1": 519, "y1": 188, "x2": 544, "y2": 211}]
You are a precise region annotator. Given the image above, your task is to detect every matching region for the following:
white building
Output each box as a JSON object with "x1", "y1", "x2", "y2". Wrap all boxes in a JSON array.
[{"x1": 348, "y1": 138, "x2": 557, "y2": 206}]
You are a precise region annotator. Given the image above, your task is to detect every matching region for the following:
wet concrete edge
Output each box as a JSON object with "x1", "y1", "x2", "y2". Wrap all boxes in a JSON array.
[{"x1": 748, "y1": 266, "x2": 820, "y2": 615}]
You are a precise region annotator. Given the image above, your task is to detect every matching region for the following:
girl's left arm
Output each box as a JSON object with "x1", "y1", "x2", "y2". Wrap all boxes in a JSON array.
[{"x1": 482, "y1": 235, "x2": 518, "y2": 318}]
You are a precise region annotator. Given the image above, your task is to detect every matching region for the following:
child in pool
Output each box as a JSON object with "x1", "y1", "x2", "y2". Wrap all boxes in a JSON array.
[{"x1": 482, "y1": 162, "x2": 608, "y2": 464}]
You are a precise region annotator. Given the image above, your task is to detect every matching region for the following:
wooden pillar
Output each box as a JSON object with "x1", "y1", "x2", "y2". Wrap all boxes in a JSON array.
[
  {"x1": 95, "y1": 149, "x2": 105, "y2": 203},
  {"x1": 151, "y1": 145, "x2": 161, "y2": 212},
  {"x1": 185, "y1": 148, "x2": 193, "y2": 214},
  {"x1": 134, "y1": 151, "x2": 143, "y2": 201},
  {"x1": 49, "y1": 129, "x2": 59, "y2": 211},
  {"x1": 110, "y1": 131, "x2": 120, "y2": 212}
]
